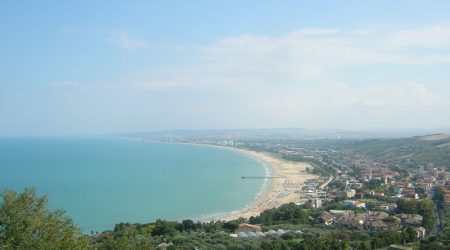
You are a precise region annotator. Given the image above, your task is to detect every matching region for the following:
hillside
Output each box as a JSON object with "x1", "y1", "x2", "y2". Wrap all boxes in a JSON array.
[{"x1": 339, "y1": 134, "x2": 450, "y2": 169}]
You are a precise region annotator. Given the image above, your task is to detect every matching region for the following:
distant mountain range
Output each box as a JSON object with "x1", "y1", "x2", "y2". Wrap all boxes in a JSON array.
[{"x1": 123, "y1": 128, "x2": 450, "y2": 141}]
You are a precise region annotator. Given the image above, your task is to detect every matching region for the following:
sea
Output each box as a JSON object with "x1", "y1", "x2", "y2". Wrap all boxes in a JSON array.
[{"x1": 0, "y1": 137, "x2": 267, "y2": 232}]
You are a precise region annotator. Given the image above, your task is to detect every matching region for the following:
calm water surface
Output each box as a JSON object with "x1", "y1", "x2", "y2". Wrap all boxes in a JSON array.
[{"x1": 0, "y1": 137, "x2": 265, "y2": 232}]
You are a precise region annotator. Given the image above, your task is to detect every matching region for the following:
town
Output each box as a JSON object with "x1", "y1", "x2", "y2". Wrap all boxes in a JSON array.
[{"x1": 145, "y1": 133, "x2": 450, "y2": 249}]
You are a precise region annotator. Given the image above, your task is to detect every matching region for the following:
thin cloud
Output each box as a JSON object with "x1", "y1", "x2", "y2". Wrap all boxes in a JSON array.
[
  {"x1": 51, "y1": 80, "x2": 79, "y2": 88},
  {"x1": 107, "y1": 31, "x2": 149, "y2": 49},
  {"x1": 385, "y1": 24, "x2": 450, "y2": 49},
  {"x1": 12, "y1": 24, "x2": 450, "y2": 134},
  {"x1": 110, "y1": 24, "x2": 450, "y2": 95},
  {"x1": 98, "y1": 24, "x2": 450, "y2": 130}
]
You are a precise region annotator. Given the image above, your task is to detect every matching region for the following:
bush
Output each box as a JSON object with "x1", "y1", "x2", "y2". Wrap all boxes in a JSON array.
[{"x1": 0, "y1": 188, "x2": 89, "y2": 249}]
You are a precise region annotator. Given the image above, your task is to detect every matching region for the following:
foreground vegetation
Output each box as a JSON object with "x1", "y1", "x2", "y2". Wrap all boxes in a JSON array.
[
  {"x1": 2, "y1": 189, "x2": 445, "y2": 250},
  {"x1": 0, "y1": 188, "x2": 89, "y2": 249}
]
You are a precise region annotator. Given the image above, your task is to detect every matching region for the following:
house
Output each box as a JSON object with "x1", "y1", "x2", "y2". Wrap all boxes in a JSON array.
[
  {"x1": 320, "y1": 212, "x2": 334, "y2": 225},
  {"x1": 438, "y1": 187, "x2": 450, "y2": 205},
  {"x1": 416, "y1": 182, "x2": 433, "y2": 190},
  {"x1": 354, "y1": 192, "x2": 366, "y2": 199},
  {"x1": 402, "y1": 188, "x2": 419, "y2": 199},
  {"x1": 235, "y1": 223, "x2": 261, "y2": 234},
  {"x1": 416, "y1": 227, "x2": 426, "y2": 238},
  {"x1": 393, "y1": 187, "x2": 403, "y2": 196},
  {"x1": 378, "y1": 203, "x2": 397, "y2": 212},
  {"x1": 361, "y1": 171, "x2": 372, "y2": 180},
  {"x1": 364, "y1": 211, "x2": 390, "y2": 231},
  {"x1": 355, "y1": 201, "x2": 366, "y2": 208},
  {"x1": 351, "y1": 182, "x2": 364, "y2": 189},
  {"x1": 395, "y1": 213, "x2": 423, "y2": 226},
  {"x1": 329, "y1": 210, "x2": 354, "y2": 215},
  {"x1": 346, "y1": 189, "x2": 356, "y2": 198},
  {"x1": 334, "y1": 213, "x2": 365, "y2": 230},
  {"x1": 374, "y1": 192, "x2": 385, "y2": 197},
  {"x1": 365, "y1": 220, "x2": 388, "y2": 231},
  {"x1": 383, "y1": 171, "x2": 400, "y2": 179},
  {"x1": 366, "y1": 190, "x2": 376, "y2": 196},
  {"x1": 343, "y1": 200, "x2": 366, "y2": 209},
  {"x1": 367, "y1": 211, "x2": 389, "y2": 221},
  {"x1": 343, "y1": 200, "x2": 355, "y2": 206}
]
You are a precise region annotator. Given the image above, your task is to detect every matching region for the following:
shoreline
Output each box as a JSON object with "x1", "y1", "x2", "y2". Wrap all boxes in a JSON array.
[
  {"x1": 131, "y1": 138, "x2": 319, "y2": 222},
  {"x1": 206, "y1": 147, "x2": 318, "y2": 221},
  {"x1": 126, "y1": 138, "x2": 319, "y2": 222}
]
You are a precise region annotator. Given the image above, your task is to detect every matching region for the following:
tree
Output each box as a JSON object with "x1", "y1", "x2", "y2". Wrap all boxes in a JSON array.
[
  {"x1": 420, "y1": 240, "x2": 445, "y2": 250},
  {"x1": 151, "y1": 219, "x2": 179, "y2": 236},
  {"x1": 329, "y1": 180, "x2": 346, "y2": 191},
  {"x1": 0, "y1": 188, "x2": 89, "y2": 249},
  {"x1": 179, "y1": 219, "x2": 196, "y2": 232},
  {"x1": 434, "y1": 187, "x2": 444, "y2": 203},
  {"x1": 260, "y1": 238, "x2": 289, "y2": 250},
  {"x1": 396, "y1": 198, "x2": 435, "y2": 231},
  {"x1": 298, "y1": 236, "x2": 350, "y2": 250},
  {"x1": 365, "y1": 179, "x2": 383, "y2": 190}
]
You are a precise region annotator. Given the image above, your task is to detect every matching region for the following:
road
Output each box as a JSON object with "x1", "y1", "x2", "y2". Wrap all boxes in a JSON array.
[
  {"x1": 319, "y1": 176, "x2": 334, "y2": 190},
  {"x1": 428, "y1": 189, "x2": 442, "y2": 236}
]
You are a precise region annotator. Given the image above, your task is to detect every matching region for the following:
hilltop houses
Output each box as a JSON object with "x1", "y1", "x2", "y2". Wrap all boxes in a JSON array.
[
  {"x1": 343, "y1": 200, "x2": 366, "y2": 209},
  {"x1": 320, "y1": 210, "x2": 399, "y2": 231},
  {"x1": 395, "y1": 213, "x2": 423, "y2": 226}
]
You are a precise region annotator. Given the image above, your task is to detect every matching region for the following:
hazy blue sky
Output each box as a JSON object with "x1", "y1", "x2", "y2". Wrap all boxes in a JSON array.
[{"x1": 1, "y1": 1, "x2": 450, "y2": 135}]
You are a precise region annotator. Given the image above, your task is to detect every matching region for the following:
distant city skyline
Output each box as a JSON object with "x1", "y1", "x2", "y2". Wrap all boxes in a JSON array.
[{"x1": 1, "y1": 1, "x2": 450, "y2": 136}]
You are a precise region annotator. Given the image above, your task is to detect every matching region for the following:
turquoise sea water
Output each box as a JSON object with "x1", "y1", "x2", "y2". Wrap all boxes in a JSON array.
[{"x1": 0, "y1": 137, "x2": 266, "y2": 232}]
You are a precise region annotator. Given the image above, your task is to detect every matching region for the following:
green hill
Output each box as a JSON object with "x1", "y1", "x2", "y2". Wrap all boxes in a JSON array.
[{"x1": 340, "y1": 134, "x2": 450, "y2": 169}]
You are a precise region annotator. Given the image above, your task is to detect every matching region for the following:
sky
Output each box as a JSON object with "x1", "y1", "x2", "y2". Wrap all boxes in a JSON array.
[{"x1": 1, "y1": 1, "x2": 450, "y2": 136}]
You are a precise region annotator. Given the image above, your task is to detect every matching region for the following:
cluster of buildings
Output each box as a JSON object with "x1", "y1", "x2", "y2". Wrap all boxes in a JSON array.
[
  {"x1": 321, "y1": 210, "x2": 388, "y2": 230},
  {"x1": 155, "y1": 137, "x2": 450, "y2": 242},
  {"x1": 319, "y1": 210, "x2": 426, "y2": 237},
  {"x1": 278, "y1": 145, "x2": 447, "y2": 239}
]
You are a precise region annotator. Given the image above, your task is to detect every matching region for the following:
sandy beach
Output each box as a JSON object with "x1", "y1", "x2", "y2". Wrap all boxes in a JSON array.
[
  {"x1": 141, "y1": 140, "x2": 320, "y2": 222},
  {"x1": 214, "y1": 147, "x2": 319, "y2": 221}
]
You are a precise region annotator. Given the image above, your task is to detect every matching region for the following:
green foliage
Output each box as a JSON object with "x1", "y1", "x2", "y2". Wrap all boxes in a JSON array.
[
  {"x1": 383, "y1": 216, "x2": 398, "y2": 223},
  {"x1": 338, "y1": 137, "x2": 450, "y2": 168},
  {"x1": 0, "y1": 188, "x2": 89, "y2": 250},
  {"x1": 179, "y1": 219, "x2": 196, "y2": 232},
  {"x1": 420, "y1": 240, "x2": 445, "y2": 250},
  {"x1": 328, "y1": 180, "x2": 346, "y2": 191},
  {"x1": 151, "y1": 219, "x2": 180, "y2": 236},
  {"x1": 249, "y1": 203, "x2": 312, "y2": 225},
  {"x1": 396, "y1": 198, "x2": 435, "y2": 231},
  {"x1": 369, "y1": 229, "x2": 417, "y2": 249},
  {"x1": 297, "y1": 236, "x2": 350, "y2": 250},
  {"x1": 434, "y1": 187, "x2": 444, "y2": 202},
  {"x1": 94, "y1": 231, "x2": 154, "y2": 250},
  {"x1": 364, "y1": 179, "x2": 383, "y2": 190},
  {"x1": 358, "y1": 240, "x2": 371, "y2": 250},
  {"x1": 222, "y1": 219, "x2": 243, "y2": 232},
  {"x1": 260, "y1": 238, "x2": 290, "y2": 250},
  {"x1": 437, "y1": 201, "x2": 450, "y2": 243},
  {"x1": 2, "y1": 185, "x2": 444, "y2": 249}
]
